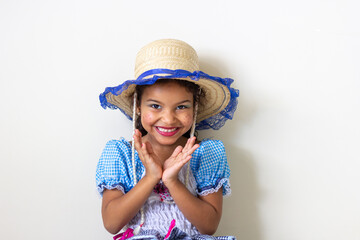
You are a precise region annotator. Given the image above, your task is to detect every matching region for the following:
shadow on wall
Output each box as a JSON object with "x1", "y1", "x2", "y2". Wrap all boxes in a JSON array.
[
  {"x1": 199, "y1": 57, "x2": 262, "y2": 240},
  {"x1": 219, "y1": 144, "x2": 262, "y2": 240}
]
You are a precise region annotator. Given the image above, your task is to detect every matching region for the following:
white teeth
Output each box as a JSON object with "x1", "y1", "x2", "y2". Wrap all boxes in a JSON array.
[{"x1": 157, "y1": 127, "x2": 177, "y2": 132}]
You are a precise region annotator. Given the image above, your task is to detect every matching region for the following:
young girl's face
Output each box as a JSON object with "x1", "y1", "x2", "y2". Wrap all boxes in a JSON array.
[{"x1": 138, "y1": 81, "x2": 194, "y2": 146}]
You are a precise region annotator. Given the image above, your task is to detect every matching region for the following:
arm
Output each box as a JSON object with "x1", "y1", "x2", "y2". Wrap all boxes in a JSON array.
[
  {"x1": 162, "y1": 138, "x2": 229, "y2": 235},
  {"x1": 102, "y1": 130, "x2": 162, "y2": 234},
  {"x1": 161, "y1": 137, "x2": 223, "y2": 234},
  {"x1": 165, "y1": 180, "x2": 223, "y2": 235},
  {"x1": 101, "y1": 175, "x2": 159, "y2": 234}
]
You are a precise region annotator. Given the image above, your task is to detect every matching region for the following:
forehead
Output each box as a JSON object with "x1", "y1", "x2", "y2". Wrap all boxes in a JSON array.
[{"x1": 141, "y1": 81, "x2": 193, "y2": 100}]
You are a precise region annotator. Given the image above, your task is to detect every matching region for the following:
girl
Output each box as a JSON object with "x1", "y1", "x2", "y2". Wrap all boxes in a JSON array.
[{"x1": 96, "y1": 39, "x2": 239, "y2": 240}]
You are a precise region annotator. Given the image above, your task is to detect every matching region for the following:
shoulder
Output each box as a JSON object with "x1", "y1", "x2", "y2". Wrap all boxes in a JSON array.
[
  {"x1": 198, "y1": 138, "x2": 225, "y2": 148},
  {"x1": 103, "y1": 137, "x2": 131, "y2": 151},
  {"x1": 98, "y1": 138, "x2": 133, "y2": 167},
  {"x1": 191, "y1": 139, "x2": 227, "y2": 168},
  {"x1": 194, "y1": 139, "x2": 226, "y2": 156},
  {"x1": 190, "y1": 139, "x2": 231, "y2": 196},
  {"x1": 100, "y1": 138, "x2": 132, "y2": 157},
  {"x1": 96, "y1": 138, "x2": 136, "y2": 195}
]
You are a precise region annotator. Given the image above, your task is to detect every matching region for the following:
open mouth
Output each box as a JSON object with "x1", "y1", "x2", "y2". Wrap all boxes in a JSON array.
[{"x1": 155, "y1": 127, "x2": 180, "y2": 136}]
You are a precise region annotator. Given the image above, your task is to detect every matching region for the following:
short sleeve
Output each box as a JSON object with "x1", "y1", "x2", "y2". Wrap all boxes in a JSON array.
[
  {"x1": 95, "y1": 139, "x2": 139, "y2": 196},
  {"x1": 190, "y1": 139, "x2": 231, "y2": 197}
]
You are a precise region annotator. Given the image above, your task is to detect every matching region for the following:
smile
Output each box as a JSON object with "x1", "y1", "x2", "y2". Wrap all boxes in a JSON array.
[
  {"x1": 155, "y1": 127, "x2": 180, "y2": 136},
  {"x1": 157, "y1": 127, "x2": 177, "y2": 132}
]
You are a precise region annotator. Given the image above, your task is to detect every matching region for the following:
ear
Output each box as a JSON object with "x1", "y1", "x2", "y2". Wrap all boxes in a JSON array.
[{"x1": 136, "y1": 107, "x2": 141, "y2": 116}]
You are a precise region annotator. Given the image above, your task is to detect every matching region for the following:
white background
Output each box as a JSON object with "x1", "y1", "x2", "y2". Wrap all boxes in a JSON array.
[{"x1": 1, "y1": 1, "x2": 359, "y2": 240}]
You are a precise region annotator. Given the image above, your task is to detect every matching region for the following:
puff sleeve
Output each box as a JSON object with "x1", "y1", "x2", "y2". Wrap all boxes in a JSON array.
[
  {"x1": 190, "y1": 139, "x2": 231, "y2": 197},
  {"x1": 95, "y1": 139, "x2": 143, "y2": 196}
]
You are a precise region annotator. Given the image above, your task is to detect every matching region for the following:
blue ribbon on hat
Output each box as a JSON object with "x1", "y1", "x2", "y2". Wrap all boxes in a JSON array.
[
  {"x1": 136, "y1": 68, "x2": 199, "y2": 81},
  {"x1": 136, "y1": 69, "x2": 235, "y2": 90}
]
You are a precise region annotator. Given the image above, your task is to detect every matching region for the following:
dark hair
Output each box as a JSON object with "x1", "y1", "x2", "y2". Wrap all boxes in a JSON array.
[{"x1": 134, "y1": 79, "x2": 204, "y2": 138}]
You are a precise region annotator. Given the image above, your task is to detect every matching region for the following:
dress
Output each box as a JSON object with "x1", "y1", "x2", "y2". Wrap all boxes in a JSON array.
[{"x1": 96, "y1": 138, "x2": 235, "y2": 240}]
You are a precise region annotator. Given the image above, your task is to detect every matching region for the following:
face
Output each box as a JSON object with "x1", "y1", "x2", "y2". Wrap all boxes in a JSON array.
[{"x1": 138, "y1": 81, "x2": 194, "y2": 147}]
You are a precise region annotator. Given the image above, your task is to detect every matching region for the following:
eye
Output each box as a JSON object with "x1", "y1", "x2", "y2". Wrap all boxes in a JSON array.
[
  {"x1": 150, "y1": 104, "x2": 161, "y2": 109},
  {"x1": 177, "y1": 105, "x2": 190, "y2": 110}
]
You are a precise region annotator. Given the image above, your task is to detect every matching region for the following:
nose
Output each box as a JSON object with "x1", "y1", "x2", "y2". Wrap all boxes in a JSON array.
[{"x1": 161, "y1": 109, "x2": 177, "y2": 125}]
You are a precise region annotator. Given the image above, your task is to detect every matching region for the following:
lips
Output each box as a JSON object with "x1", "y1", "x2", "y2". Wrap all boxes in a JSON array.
[{"x1": 155, "y1": 126, "x2": 180, "y2": 136}]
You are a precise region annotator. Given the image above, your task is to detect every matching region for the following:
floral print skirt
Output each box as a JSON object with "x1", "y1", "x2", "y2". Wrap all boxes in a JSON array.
[{"x1": 114, "y1": 227, "x2": 236, "y2": 240}]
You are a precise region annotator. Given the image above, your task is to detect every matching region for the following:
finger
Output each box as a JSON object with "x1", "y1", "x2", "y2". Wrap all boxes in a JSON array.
[
  {"x1": 185, "y1": 137, "x2": 196, "y2": 151},
  {"x1": 133, "y1": 138, "x2": 143, "y2": 160},
  {"x1": 134, "y1": 130, "x2": 148, "y2": 162},
  {"x1": 135, "y1": 129, "x2": 143, "y2": 141},
  {"x1": 184, "y1": 155, "x2": 192, "y2": 163},
  {"x1": 144, "y1": 141, "x2": 154, "y2": 155},
  {"x1": 181, "y1": 139, "x2": 191, "y2": 154},
  {"x1": 133, "y1": 130, "x2": 142, "y2": 149},
  {"x1": 179, "y1": 144, "x2": 198, "y2": 162},
  {"x1": 183, "y1": 137, "x2": 193, "y2": 148},
  {"x1": 188, "y1": 143, "x2": 200, "y2": 155},
  {"x1": 183, "y1": 136, "x2": 196, "y2": 152},
  {"x1": 176, "y1": 155, "x2": 192, "y2": 169},
  {"x1": 171, "y1": 146, "x2": 183, "y2": 158},
  {"x1": 135, "y1": 145, "x2": 147, "y2": 166},
  {"x1": 189, "y1": 136, "x2": 196, "y2": 144},
  {"x1": 139, "y1": 143, "x2": 152, "y2": 163}
]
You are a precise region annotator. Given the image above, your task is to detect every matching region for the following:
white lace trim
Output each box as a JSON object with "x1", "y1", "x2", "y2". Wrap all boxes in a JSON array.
[
  {"x1": 197, "y1": 178, "x2": 231, "y2": 197},
  {"x1": 97, "y1": 184, "x2": 125, "y2": 196}
]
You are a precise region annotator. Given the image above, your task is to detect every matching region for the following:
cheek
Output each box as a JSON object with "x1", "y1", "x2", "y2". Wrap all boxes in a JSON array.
[
  {"x1": 141, "y1": 113, "x2": 155, "y2": 125},
  {"x1": 182, "y1": 113, "x2": 194, "y2": 126}
]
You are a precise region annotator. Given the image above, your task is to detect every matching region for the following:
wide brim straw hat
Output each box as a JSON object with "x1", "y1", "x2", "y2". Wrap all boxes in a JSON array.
[{"x1": 99, "y1": 39, "x2": 239, "y2": 130}]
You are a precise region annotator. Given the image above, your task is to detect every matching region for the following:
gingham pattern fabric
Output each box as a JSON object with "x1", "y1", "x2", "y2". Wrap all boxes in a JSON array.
[
  {"x1": 96, "y1": 139, "x2": 144, "y2": 195},
  {"x1": 96, "y1": 138, "x2": 231, "y2": 197},
  {"x1": 190, "y1": 140, "x2": 231, "y2": 196}
]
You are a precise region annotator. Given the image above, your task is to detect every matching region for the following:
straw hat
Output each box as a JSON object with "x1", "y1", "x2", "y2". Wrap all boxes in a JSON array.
[{"x1": 100, "y1": 39, "x2": 239, "y2": 130}]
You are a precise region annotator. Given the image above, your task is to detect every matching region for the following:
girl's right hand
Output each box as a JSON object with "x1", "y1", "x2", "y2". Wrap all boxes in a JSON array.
[{"x1": 133, "y1": 129, "x2": 162, "y2": 182}]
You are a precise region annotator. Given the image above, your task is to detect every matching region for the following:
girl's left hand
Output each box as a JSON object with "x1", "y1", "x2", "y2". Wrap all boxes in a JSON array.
[{"x1": 162, "y1": 137, "x2": 199, "y2": 186}]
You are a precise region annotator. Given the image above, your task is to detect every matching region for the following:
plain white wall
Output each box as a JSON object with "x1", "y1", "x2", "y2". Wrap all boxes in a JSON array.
[{"x1": 1, "y1": 0, "x2": 359, "y2": 239}]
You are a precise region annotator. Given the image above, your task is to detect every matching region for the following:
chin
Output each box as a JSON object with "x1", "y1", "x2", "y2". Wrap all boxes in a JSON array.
[
  {"x1": 154, "y1": 133, "x2": 187, "y2": 146},
  {"x1": 156, "y1": 136, "x2": 183, "y2": 146}
]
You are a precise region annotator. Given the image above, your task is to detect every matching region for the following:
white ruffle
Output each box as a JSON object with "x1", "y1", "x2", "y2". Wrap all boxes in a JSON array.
[
  {"x1": 197, "y1": 178, "x2": 231, "y2": 197},
  {"x1": 97, "y1": 184, "x2": 125, "y2": 196},
  {"x1": 127, "y1": 163, "x2": 200, "y2": 236},
  {"x1": 128, "y1": 200, "x2": 199, "y2": 236}
]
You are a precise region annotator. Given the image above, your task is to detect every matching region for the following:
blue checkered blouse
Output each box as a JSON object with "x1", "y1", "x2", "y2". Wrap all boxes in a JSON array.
[{"x1": 96, "y1": 138, "x2": 231, "y2": 197}]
